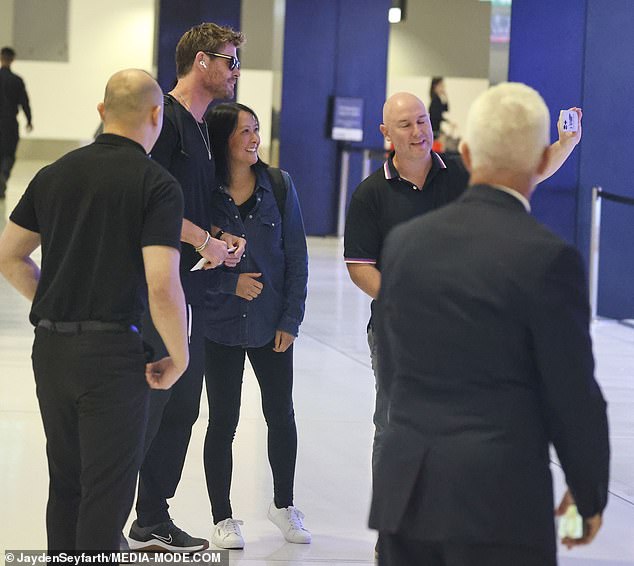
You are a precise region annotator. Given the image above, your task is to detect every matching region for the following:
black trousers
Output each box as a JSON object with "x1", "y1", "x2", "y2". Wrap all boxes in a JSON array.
[
  {"x1": 204, "y1": 339, "x2": 297, "y2": 523},
  {"x1": 136, "y1": 304, "x2": 206, "y2": 526},
  {"x1": 378, "y1": 534, "x2": 557, "y2": 566},
  {"x1": 32, "y1": 326, "x2": 149, "y2": 551},
  {"x1": 0, "y1": 118, "x2": 19, "y2": 193}
]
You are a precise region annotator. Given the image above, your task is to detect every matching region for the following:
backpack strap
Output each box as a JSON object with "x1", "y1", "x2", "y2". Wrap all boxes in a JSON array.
[
  {"x1": 164, "y1": 94, "x2": 189, "y2": 157},
  {"x1": 266, "y1": 167, "x2": 289, "y2": 219}
]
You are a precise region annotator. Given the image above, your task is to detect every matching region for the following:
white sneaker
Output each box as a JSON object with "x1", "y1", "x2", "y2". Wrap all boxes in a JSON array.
[
  {"x1": 211, "y1": 518, "x2": 245, "y2": 549},
  {"x1": 267, "y1": 502, "x2": 312, "y2": 544}
]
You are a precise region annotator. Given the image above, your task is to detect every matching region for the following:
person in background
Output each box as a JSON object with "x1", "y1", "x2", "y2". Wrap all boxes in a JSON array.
[
  {"x1": 203, "y1": 102, "x2": 310, "y2": 549},
  {"x1": 429, "y1": 77, "x2": 449, "y2": 136},
  {"x1": 0, "y1": 69, "x2": 188, "y2": 554},
  {"x1": 0, "y1": 46, "x2": 32, "y2": 199},
  {"x1": 370, "y1": 82, "x2": 609, "y2": 566}
]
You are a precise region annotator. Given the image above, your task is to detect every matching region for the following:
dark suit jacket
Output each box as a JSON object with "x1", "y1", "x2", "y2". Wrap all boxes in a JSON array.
[{"x1": 369, "y1": 184, "x2": 609, "y2": 554}]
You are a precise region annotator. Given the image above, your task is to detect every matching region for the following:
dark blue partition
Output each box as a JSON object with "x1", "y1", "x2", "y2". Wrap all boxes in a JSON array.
[
  {"x1": 508, "y1": 0, "x2": 586, "y2": 245},
  {"x1": 157, "y1": 0, "x2": 241, "y2": 91},
  {"x1": 510, "y1": 0, "x2": 634, "y2": 318},
  {"x1": 578, "y1": 0, "x2": 634, "y2": 318},
  {"x1": 279, "y1": 0, "x2": 390, "y2": 235}
]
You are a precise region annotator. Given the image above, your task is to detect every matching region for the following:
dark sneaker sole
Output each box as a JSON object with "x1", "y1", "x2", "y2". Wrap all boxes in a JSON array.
[{"x1": 127, "y1": 539, "x2": 209, "y2": 553}]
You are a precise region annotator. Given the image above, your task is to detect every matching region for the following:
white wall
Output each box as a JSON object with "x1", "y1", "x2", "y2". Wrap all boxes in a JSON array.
[
  {"x1": 12, "y1": 0, "x2": 155, "y2": 141},
  {"x1": 387, "y1": 0, "x2": 491, "y2": 78},
  {"x1": 386, "y1": 0, "x2": 493, "y2": 138},
  {"x1": 236, "y1": 70, "x2": 274, "y2": 163}
]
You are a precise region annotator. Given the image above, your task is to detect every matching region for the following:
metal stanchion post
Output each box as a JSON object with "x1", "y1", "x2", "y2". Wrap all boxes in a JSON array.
[
  {"x1": 337, "y1": 148, "x2": 351, "y2": 238},
  {"x1": 589, "y1": 186, "x2": 602, "y2": 320},
  {"x1": 362, "y1": 149, "x2": 372, "y2": 181}
]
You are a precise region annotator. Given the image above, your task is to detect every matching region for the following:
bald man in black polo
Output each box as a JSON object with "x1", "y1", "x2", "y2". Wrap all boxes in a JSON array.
[{"x1": 0, "y1": 69, "x2": 188, "y2": 553}]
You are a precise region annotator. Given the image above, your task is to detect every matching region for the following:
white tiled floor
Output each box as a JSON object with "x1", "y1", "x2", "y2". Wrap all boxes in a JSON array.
[{"x1": 1, "y1": 161, "x2": 634, "y2": 565}]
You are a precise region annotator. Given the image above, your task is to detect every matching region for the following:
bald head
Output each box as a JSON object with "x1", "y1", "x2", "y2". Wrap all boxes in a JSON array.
[
  {"x1": 98, "y1": 69, "x2": 164, "y2": 152},
  {"x1": 383, "y1": 92, "x2": 427, "y2": 126},
  {"x1": 102, "y1": 69, "x2": 162, "y2": 126}
]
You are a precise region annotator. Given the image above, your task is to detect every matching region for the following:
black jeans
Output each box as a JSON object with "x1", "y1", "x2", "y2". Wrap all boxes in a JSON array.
[
  {"x1": 32, "y1": 326, "x2": 149, "y2": 551},
  {"x1": 0, "y1": 118, "x2": 19, "y2": 194},
  {"x1": 136, "y1": 304, "x2": 206, "y2": 526},
  {"x1": 204, "y1": 339, "x2": 297, "y2": 523}
]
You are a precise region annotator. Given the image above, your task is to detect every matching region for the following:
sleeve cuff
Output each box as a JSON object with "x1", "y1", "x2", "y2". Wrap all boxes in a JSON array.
[
  {"x1": 344, "y1": 257, "x2": 377, "y2": 264},
  {"x1": 219, "y1": 272, "x2": 239, "y2": 294}
]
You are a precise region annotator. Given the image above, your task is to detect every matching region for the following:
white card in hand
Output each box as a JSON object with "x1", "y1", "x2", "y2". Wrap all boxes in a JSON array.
[
  {"x1": 560, "y1": 110, "x2": 579, "y2": 132},
  {"x1": 190, "y1": 257, "x2": 208, "y2": 271}
]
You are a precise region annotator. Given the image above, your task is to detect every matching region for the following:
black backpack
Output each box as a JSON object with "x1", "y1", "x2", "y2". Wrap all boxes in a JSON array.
[{"x1": 266, "y1": 167, "x2": 289, "y2": 219}]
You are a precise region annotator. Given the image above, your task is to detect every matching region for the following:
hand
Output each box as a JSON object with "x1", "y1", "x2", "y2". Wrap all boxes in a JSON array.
[
  {"x1": 236, "y1": 272, "x2": 263, "y2": 300},
  {"x1": 199, "y1": 237, "x2": 229, "y2": 269},
  {"x1": 220, "y1": 232, "x2": 247, "y2": 267},
  {"x1": 273, "y1": 329, "x2": 295, "y2": 352},
  {"x1": 557, "y1": 107, "x2": 582, "y2": 147},
  {"x1": 26, "y1": 123, "x2": 33, "y2": 133},
  {"x1": 145, "y1": 356, "x2": 185, "y2": 390},
  {"x1": 555, "y1": 489, "x2": 602, "y2": 549}
]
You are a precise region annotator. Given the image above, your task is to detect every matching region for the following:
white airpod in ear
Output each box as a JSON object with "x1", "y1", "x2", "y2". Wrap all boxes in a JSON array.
[{"x1": 200, "y1": 60, "x2": 207, "y2": 68}]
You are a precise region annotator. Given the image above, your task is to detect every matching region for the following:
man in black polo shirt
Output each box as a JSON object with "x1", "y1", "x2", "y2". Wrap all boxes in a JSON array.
[
  {"x1": 0, "y1": 46, "x2": 32, "y2": 199},
  {"x1": 344, "y1": 91, "x2": 584, "y2": 521},
  {"x1": 0, "y1": 69, "x2": 188, "y2": 553}
]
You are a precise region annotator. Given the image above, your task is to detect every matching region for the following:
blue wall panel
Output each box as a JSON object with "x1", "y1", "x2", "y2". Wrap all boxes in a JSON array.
[
  {"x1": 279, "y1": 1, "x2": 339, "y2": 236},
  {"x1": 579, "y1": 0, "x2": 634, "y2": 318},
  {"x1": 279, "y1": 0, "x2": 390, "y2": 235},
  {"x1": 511, "y1": 0, "x2": 634, "y2": 318},
  {"x1": 508, "y1": 0, "x2": 586, "y2": 245}
]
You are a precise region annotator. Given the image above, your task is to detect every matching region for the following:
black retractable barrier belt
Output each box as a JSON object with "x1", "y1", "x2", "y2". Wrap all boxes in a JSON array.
[{"x1": 597, "y1": 190, "x2": 634, "y2": 207}]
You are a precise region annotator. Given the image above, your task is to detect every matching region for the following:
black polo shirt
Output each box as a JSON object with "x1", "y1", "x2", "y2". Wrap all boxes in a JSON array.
[
  {"x1": 10, "y1": 134, "x2": 183, "y2": 326},
  {"x1": 344, "y1": 151, "x2": 469, "y2": 271},
  {"x1": 150, "y1": 94, "x2": 215, "y2": 305}
]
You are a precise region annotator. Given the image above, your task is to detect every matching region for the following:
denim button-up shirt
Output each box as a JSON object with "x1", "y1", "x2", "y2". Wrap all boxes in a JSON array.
[{"x1": 205, "y1": 165, "x2": 308, "y2": 348}]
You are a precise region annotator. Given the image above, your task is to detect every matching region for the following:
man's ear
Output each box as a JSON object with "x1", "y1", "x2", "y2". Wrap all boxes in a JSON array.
[
  {"x1": 535, "y1": 146, "x2": 550, "y2": 177},
  {"x1": 380, "y1": 123, "x2": 390, "y2": 142},
  {"x1": 97, "y1": 102, "x2": 106, "y2": 122},
  {"x1": 459, "y1": 140, "x2": 472, "y2": 173},
  {"x1": 151, "y1": 105, "x2": 162, "y2": 127}
]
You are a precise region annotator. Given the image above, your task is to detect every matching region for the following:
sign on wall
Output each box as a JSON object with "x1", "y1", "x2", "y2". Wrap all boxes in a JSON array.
[{"x1": 330, "y1": 96, "x2": 364, "y2": 142}]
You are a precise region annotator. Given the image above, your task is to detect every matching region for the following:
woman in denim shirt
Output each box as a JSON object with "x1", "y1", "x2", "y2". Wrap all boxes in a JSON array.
[{"x1": 203, "y1": 103, "x2": 309, "y2": 550}]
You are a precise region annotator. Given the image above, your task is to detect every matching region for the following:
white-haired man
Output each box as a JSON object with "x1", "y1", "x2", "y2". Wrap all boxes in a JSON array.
[{"x1": 369, "y1": 82, "x2": 609, "y2": 566}]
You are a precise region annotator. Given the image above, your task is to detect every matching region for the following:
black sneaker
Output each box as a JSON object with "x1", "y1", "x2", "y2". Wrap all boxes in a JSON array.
[{"x1": 128, "y1": 520, "x2": 209, "y2": 553}]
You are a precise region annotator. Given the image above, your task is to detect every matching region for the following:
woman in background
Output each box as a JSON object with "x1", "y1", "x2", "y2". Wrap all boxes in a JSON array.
[
  {"x1": 429, "y1": 76, "x2": 449, "y2": 136},
  {"x1": 203, "y1": 102, "x2": 310, "y2": 550}
]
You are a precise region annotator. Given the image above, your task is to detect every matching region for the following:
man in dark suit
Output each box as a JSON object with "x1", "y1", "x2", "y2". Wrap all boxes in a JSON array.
[{"x1": 370, "y1": 82, "x2": 610, "y2": 566}]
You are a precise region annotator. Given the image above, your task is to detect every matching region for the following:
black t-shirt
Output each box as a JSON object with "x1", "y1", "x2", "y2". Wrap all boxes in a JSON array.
[
  {"x1": 10, "y1": 134, "x2": 183, "y2": 326},
  {"x1": 150, "y1": 94, "x2": 216, "y2": 305},
  {"x1": 344, "y1": 152, "x2": 469, "y2": 271}
]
